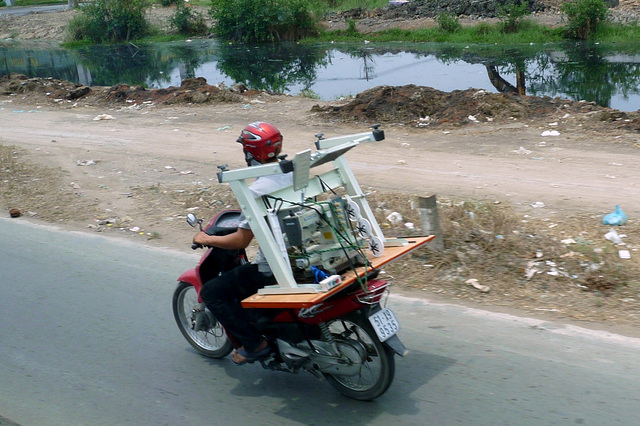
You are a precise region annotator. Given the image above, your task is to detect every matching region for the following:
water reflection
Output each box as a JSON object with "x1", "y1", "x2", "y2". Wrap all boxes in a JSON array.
[{"x1": 1, "y1": 40, "x2": 639, "y2": 111}]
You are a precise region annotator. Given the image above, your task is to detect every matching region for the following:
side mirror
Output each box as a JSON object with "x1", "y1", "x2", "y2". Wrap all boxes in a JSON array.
[{"x1": 186, "y1": 213, "x2": 201, "y2": 228}]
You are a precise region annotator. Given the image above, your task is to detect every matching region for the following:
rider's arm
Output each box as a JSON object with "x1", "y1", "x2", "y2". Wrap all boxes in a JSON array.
[{"x1": 193, "y1": 227, "x2": 254, "y2": 250}]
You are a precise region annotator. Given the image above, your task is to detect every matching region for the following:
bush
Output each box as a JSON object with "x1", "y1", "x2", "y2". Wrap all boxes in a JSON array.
[
  {"x1": 209, "y1": 0, "x2": 321, "y2": 43},
  {"x1": 436, "y1": 12, "x2": 461, "y2": 33},
  {"x1": 67, "y1": 0, "x2": 150, "y2": 43},
  {"x1": 171, "y1": 4, "x2": 208, "y2": 35},
  {"x1": 562, "y1": 0, "x2": 609, "y2": 39},
  {"x1": 497, "y1": 1, "x2": 531, "y2": 34},
  {"x1": 159, "y1": 0, "x2": 182, "y2": 5}
]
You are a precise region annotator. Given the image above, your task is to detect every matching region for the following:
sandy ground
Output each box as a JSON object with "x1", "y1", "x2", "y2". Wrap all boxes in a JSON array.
[
  {"x1": 2, "y1": 2, "x2": 640, "y2": 334},
  {"x1": 2, "y1": 86, "x2": 640, "y2": 332}
]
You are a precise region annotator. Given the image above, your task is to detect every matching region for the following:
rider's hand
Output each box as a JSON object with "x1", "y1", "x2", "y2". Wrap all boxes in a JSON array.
[{"x1": 193, "y1": 231, "x2": 212, "y2": 247}]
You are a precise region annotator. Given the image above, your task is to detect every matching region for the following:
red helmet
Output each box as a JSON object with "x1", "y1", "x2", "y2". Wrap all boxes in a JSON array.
[{"x1": 237, "y1": 121, "x2": 283, "y2": 164}]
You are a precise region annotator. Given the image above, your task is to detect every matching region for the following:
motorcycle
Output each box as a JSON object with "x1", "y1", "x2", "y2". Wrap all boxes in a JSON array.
[{"x1": 172, "y1": 209, "x2": 410, "y2": 401}]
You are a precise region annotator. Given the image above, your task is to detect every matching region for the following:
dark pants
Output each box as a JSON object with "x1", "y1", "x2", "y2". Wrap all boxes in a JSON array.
[{"x1": 200, "y1": 263, "x2": 276, "y2": 352}]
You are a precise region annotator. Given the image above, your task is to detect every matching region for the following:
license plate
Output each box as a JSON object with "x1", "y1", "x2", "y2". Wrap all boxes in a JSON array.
[{"x1": 368, "y1": 308, "x2": 400, "y2": 342}]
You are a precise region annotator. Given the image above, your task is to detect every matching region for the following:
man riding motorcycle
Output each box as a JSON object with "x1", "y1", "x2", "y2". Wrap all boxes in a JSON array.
[{"x1": 192, "y1": 122, "x2": 292, "y2": 365}]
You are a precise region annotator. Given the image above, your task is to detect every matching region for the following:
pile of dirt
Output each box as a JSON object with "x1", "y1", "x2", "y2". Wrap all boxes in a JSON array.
[
  {"x1": 0, "y1": 73, "x2": 252, "y2": 106},
  {"x1": 4, "y1": 73, "x2": 639, "y2": 132},
  {"x1": 312, "y1": 84, "x2": 640, "y2": 129}
]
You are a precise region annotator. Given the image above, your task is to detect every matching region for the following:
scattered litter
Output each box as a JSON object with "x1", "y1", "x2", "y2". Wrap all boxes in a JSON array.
[
  {"x1": 561, "y1": 238, "x2": 576, "y2": 245},
  {"x1": 419, "y1": 116, "x2": 430, "y2": 122},
  {"x1": 513, "y1": 146, "x2": 532, "y2": 155},
  {"x1": 602, "y1": 205, "x2": 627, "y2": 226},
  {"x1": 404, "y1": 222, "x2": 415, "y2": 230},
  {"x1": 180, "y1": 170, "x2": 195, "y2": 175},
  {"x1": 541, "y1": 130, "x2": 560, "y2": 137},
  {"x1": 604, "y1": 228, "x2": 624, "y2": 245},
  {"x1": 619, "y1": 250, "x2": 631, "y2": 259},
  {"x1": 129, "y1": 226, "x2": 141, "y2": 232},
  {"x1": 397, "y1": 160, "x2": 406, "y2": 165},
  {"x1": 465, "y1": 278, "x2": 490, "y2": 293},
  {"x1": 217, "y1": 126, "x2": 231, "y2": 131},
  {"x1": 468, "y1": 115, "x2": 479, "y2": 122},
  {"x1": 530, "y1": 201, "x2": 545, "y2": 209},
  {"x1": 548, "y1": 122, "x2": 558, "y2": 126},
  {"x1": 386, "y1": 212, "x2": 403, "y2": 224},
  {"x1": 535, "y1": 308, "x2": 560, "y2": 312},
  {"x1": 9, "y1": 208, "x2": 21, "y2": 218},
  {"x1": 250, "y1": 99, "x2": 265, "y2": 104},
  {"x1": 93, "y1": 114, "x2": 115, "y2": 121},
  {"x1": 77, "y1": 159, "x2": 96, "y2": 166}
]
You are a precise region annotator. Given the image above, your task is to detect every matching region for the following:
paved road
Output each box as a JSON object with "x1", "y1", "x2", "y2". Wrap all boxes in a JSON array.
[
  {"x1": 2, "y1": 218, "x2": 640, "y2": 425},
  {"x1": 0, "y1": 4, "x2": 69, "y2": 16}
]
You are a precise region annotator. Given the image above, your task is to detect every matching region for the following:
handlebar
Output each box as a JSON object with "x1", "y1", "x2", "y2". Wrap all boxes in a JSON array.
[{"x1": 191, "y1": 242, "x2": 203, "y2": 250}]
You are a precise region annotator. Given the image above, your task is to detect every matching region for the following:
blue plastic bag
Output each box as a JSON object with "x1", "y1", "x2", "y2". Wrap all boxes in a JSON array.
[{"x1": 602, "y1": 205, "x2": 628, "y2": 226}]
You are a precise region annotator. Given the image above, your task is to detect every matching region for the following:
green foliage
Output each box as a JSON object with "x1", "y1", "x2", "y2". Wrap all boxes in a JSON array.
[
  {"x1": 436, "y1": 12, "x2": 461, "y2": 34},
  {"x1": 497, "y1": 0, "x2": 531, "y2": 34},
  {"x1": 562, "y1": 0, "x2": 609, "y2": 40},
  {"x1": 474, "y1": 22, "x2": 494, "y2": 36},
  {"x1": 159, "y1": 0, "x2": 182, "y2": 5},
  {"x1": 345, "y1": 19, "x2": 359, "y2": 35},
  {"x1": 171, "y1": 4, "x2": 208, "y2": 35},
  {"x1": 314, "y1": 21, "x2": 564, "y2": 44},
  {"x1": 209, "y1": 0, "x2": 321, "y2": 43},
  {"x1": 67, "y1": 0, "x2": 150, "y2": 43}
]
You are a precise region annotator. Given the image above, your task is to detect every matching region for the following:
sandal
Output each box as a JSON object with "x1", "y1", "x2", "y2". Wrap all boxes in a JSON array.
[{"x1": 232, "y1": 344, "x2": 271, "y2": 366}]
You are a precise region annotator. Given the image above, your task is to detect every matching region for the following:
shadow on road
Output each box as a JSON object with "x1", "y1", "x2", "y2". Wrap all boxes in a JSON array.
[{"x1": 198, "y1": 349, "x2": 456, "y2": 424}]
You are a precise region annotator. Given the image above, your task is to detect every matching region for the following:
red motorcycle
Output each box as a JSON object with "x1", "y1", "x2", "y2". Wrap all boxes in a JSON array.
[{"x1": 173, "y1": 209, "x2": 430, "y2": 401}]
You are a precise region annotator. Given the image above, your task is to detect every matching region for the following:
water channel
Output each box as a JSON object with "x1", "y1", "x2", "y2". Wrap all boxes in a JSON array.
[{"x1": 2, "y1": 39, "x2": 640, "y2": 112}]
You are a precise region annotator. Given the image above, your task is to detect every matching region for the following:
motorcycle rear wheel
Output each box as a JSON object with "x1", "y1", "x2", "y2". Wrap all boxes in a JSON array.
[
  {"x1": 172, "y1": 281, "x2": 233, "y2": 358},
  {"x1": 324, "y1": 312, "x2": 395, "y2": 401}
]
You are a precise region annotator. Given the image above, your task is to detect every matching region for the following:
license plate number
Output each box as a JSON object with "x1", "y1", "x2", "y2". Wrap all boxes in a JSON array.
[{"x1": 368, "y1": 308, "x2": 400, "y2": 342}]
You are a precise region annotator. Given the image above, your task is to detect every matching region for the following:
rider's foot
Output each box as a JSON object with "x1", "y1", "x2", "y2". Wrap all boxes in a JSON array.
[{"x1": 232, "y1": 340, "x2": 270, "y2": 365}]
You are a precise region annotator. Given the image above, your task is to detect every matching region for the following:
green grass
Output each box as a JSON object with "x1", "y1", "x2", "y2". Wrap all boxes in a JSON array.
[{"x1": 310, "y1": 18, "x2": 640, "y2": 45}]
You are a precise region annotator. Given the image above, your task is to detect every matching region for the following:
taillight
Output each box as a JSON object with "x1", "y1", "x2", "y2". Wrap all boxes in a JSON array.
[{"x1": 356, "y1": 279, "x2": 391, "y2": 305}]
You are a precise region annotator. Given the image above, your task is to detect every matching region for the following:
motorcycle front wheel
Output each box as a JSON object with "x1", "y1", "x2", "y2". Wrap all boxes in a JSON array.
[
  {"x1": 172, "y1": 281, "x2": 233, "y2": 358},
  {"x1": 324, "y1": 312, "x2": 395, "y2": 401}
]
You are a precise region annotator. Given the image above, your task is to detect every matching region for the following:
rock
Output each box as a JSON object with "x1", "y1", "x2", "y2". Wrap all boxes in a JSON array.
[{"x1": 9, "y1": 208, "x2": 21, "y2": 218}]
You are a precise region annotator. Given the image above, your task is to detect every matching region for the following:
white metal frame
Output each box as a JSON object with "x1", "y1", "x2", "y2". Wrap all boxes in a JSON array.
[{"x1": 217, "y1": 129, "x2": 385, "y2": 294}]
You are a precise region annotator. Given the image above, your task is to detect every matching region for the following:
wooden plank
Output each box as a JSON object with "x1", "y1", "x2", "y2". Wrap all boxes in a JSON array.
[{"x1": 242, "y1": 235, "x2": 434, "y2": 309}]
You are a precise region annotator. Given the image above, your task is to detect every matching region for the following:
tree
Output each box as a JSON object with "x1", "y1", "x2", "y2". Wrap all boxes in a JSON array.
[{"x1": 68, "y1": 0, "x2": 79, "y2": 8}]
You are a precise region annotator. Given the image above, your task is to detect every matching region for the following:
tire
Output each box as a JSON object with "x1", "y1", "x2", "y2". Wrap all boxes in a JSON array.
[
  {"x1": 324, "y1": 312, "x2": 395, "y2": 401},
  {"x1": 172, "y1": 281, "x2": 233, "y2": 358}
]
